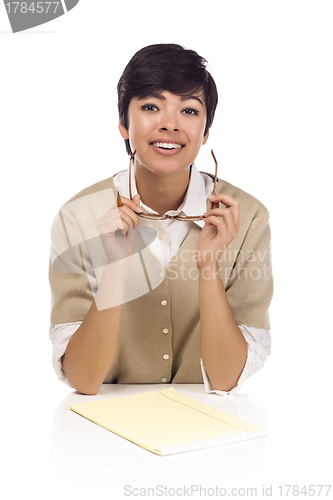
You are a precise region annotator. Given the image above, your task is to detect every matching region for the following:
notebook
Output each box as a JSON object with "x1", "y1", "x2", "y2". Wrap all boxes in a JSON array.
[{"x1": 70, "y1": 387, "x2": 268, "y2": 455}]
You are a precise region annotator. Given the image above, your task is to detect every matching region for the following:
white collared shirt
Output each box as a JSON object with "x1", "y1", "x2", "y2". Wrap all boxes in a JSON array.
[{"x1": 49, "y1": 164, "x2": 271, "y2": 395}]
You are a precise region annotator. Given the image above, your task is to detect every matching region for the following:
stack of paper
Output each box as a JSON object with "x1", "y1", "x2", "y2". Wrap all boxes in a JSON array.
[{"x1": 70, "y1": 388, "x2": 268, "y2": 455}]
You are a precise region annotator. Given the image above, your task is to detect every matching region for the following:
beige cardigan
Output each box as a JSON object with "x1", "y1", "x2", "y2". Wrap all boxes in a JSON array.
[{"x1": 49, "y1": 172, "x2": 273, "y2": 384}]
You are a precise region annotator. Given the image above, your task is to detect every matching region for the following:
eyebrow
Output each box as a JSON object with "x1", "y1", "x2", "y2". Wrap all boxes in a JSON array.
[
  {"x1": 181, "y1": 94, "x2": 204, "y2": 106},
  {"x1": 138, "y1": 93, "x2": 204, "y2": 106}
]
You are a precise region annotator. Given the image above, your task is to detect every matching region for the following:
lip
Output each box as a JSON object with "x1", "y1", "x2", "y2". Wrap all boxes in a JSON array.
[
  {"x1": 150, "y1": 140, "x2": 184, "y2": 146},
  {"x1": 150, "y1": 143, "x2": 184, "y2": 156}
]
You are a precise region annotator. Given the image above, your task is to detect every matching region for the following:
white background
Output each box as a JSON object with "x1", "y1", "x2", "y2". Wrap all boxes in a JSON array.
[{"x1": 1, "y1": 1, "x2": 332, "y2": 499}]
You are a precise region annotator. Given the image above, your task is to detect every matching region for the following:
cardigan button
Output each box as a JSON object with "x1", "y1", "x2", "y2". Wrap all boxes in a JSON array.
[
  {"x1": 161, "y1": 300, "x2": 167, "y2": 306},
  {"x1": 163, "y1": 354, "x2": 169, "y2": 360},
  {"x1": 162, "y1": 378, "x2": 167, "y2": 383},
  {"x1": 163, "y1": 328, "x2": 169, "y2": 334}
]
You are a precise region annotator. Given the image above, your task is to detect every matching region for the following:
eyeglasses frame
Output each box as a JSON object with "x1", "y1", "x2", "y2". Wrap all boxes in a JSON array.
[{"x1": 128, "y1": 148, "x2": 218, "y2": 222}]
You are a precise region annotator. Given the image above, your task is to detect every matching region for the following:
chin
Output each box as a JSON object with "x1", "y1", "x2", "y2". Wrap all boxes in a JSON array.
[{"x1": 136, "y1": 155, "x2": 192, "y2": 177}]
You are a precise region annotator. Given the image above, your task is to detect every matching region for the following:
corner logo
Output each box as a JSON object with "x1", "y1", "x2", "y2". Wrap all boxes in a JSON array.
[{"x1": 3, "y1": 0, "x2": 80, "y2": 33}]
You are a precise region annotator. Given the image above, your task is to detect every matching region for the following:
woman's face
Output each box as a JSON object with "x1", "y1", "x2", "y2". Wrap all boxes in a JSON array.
[{"x1": 119, "y1": 90, "x2": 209, "y2": 178}]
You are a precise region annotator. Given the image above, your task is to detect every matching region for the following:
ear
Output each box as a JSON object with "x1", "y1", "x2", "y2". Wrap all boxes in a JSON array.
[
  {"x1": 202, "y1": 131, "x2": 209, "y2": 145},
  {"x1": 118, "y1": 120, "x2": 129, "y2": 140}
]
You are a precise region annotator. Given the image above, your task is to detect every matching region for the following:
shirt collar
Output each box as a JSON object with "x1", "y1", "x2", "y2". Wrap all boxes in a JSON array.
[{"x1": 126, "y1": 163, "x2": 214, "y2": 228}]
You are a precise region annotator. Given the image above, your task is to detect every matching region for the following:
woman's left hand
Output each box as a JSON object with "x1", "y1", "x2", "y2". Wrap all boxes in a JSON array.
[{"x1": 197, "y1": 193, "x2": 240, "y2": 269}]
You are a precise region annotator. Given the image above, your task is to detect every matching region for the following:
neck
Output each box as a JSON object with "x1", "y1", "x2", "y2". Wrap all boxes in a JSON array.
[{"x1": 134, "y1": 162, "x2": 191, "y2": 214}]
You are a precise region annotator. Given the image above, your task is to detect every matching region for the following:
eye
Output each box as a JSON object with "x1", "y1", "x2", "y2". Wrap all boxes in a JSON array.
[
  {"x1": 182, "y1": 108, "x2": 199, "y2": 116},
  {"x1": 141, "y1": 104, "x2": 159, "y2": 112}
]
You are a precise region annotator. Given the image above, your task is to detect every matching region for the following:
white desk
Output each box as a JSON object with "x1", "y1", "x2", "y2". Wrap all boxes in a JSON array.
[
  {"x1": 48, "y1": 381, "x2": 333, "y2": 499},
  {"x1": 3, "y1": 376, "x2": 331, "y2": 500},
  {"x1": 51, "y1": 384, "x2": 269, "y2": 497}
]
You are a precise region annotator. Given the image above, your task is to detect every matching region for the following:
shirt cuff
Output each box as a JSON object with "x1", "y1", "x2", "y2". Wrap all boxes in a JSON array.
[
  {"x1": 49, "y1": 322, "x2": 82, "y2": 388},
  {"x1": 201, "y1": 324, "x2": 271, "y2": 396},
  {"x1": 201, "y1": 350, "x2": 253, "y2": 396}
]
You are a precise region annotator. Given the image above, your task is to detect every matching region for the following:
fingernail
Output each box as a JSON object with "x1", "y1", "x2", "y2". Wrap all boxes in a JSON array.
[{"x1": 136, "y1": 206, "x2": 143, "y2": 213}]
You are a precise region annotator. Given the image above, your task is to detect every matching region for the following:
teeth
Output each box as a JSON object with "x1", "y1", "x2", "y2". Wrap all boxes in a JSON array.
[{"x1": 153, "y1": 142, "x2": 182, "y2": 149}]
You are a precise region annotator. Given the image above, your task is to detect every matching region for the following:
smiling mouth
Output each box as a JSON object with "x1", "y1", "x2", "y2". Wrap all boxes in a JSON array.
[{"x1": 151, "y1": 142, "x2": 184, "y2": 150}]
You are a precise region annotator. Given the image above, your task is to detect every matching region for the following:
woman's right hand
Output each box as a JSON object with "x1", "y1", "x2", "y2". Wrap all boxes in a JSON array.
[{"x1": 97, "y1": 193, "x2": 142, "y2": 266}]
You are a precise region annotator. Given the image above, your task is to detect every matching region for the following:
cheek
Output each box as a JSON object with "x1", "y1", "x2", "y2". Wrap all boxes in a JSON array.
[
  {"x1": 189, "y1": 125, "x2": 207, "y2": 146},
  {"x1": 128, "y1": 115, "x2": 156, "y2": 143},
  {"x1": 184, "y1": 115, "x2": 206, "y2": 138}
]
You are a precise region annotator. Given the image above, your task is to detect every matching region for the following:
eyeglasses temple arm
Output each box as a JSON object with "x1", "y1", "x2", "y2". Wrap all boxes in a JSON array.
[
  {"x1": 210, "y1": 149, "x2": 218, "y2": 194},
  {"x1": 207, "y1": 149, "x2": 218, "y2": 211},
  {"x1": 128, "y1": 149, "x2": 137, "y2": 201}
]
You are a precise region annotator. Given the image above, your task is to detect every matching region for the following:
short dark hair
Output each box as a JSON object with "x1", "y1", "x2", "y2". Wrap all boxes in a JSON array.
[{"x1": 117, "y1": 44, "x2": 218, "y2": 155}]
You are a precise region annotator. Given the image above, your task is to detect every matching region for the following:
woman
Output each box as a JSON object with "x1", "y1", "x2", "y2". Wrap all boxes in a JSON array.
[{"x1": 49, "y1": 44, "x2": 272, "y2": 395}]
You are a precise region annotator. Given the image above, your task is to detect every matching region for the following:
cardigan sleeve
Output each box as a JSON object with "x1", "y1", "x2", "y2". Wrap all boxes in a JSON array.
[
  {"x1": 49, "y1": 205, "x2": 95, "y2": 324},
  {"x1": 220, "y1": 202, "x2": 273, "y2": 330}
]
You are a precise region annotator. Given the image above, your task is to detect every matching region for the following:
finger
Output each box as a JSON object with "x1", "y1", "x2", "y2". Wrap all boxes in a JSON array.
[
  {"x1": 204, "y1": 213, "x2": 238, "y2": 246},
  {"x1": 204, "y1": 207, "x2": 230, "y2": 218},
  {"x1": 209, "y1": 192, "x2": 240, "y2": 213},
  {"x1": 209, "y1": 192, "x2": 239, "y2": 208},
  {"x1": 104, "y1": 195, "x2": 141, "y2": 215},
  {"x1": 132, "y1": 194, "x2": 141, "y2": 207},
  {"x1": 208, "y1": 193, "x2": 240, "y2": 228},
  {"x1": 102, "y1": 205, "x2": 139, "y2": 227},
  {"x1": 118, "y1": 211, "x2": 136, "y2": 232},
  {"x1": 205, "y1": 207, "x2": 237, "y2": 232},
  {"x1": 100, "y1": 204, "x2": 140, "y2": 230},
  {"x1": 114, "y1": 207, "x2": 142, "y2": 235},
  {"x1": 203, "y1": 215, "x2": 228, "y2": 232},
  {"x1": 118, "y1": 194, "x2": 142, "y2": 214},
  {"x1": 119, "y1": 205, "x2": 141, "y2": 226},
  {"x1": 101, "y1": 217, "x2": 126, "y2": 237},
  {"x1": 220, "y1": 210, "x2": 237, "y2": 236},
  {"x1": 98, "y1": 213, "x2": 121, "y2": 234}
]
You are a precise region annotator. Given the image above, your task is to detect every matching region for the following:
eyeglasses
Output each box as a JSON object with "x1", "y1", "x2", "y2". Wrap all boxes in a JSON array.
[{"x1": 128, "y1": 148, "x2": 218, "y2": 222}]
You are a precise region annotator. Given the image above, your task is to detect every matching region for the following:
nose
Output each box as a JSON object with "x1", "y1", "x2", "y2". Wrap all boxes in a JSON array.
[{"x1": 158, "y1": 109, "x2": 180, "y2": 132}]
